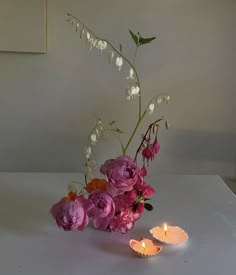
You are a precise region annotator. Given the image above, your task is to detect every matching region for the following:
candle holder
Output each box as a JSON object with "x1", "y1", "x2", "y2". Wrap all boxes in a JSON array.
[
  {"x1": 150, "y1": 224, "x2": 188, "y2": 244},
  {"x1": 129, "y1": 238, "x2": 162, "y2": 257}
]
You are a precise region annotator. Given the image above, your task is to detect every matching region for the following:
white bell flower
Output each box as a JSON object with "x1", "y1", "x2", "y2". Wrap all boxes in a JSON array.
[
  {"x1": 108, "y1": 51, "x2": 114, "y2": 63},
  {"x1": 97, "y1": 40, "x2": 108, "y2": 52},
  {"x1": 157, "y1": 97, "x2": 162, "y2": 105},
  {"x1": 126, "y1": 68, "x2": 135, "y2": 79},
  {"x1": 165, "y1": 95, "x2": 170, "y2": 103},
  {"x1": 90, "y1": 134, "x2": 97, "y2": 144},
  {"x1": 84, "y1": 146, "x2": 91, "y2": 159},
  {"x1": 126, "y1": 85, "x2": 140, "y2": 100},
  {"x1": 88, "y1": 38, "x2": 94, "y2": 50},
  {"x1": 86, "y1": 32, "x2": 90, "y2": 40},
  {"x1": 116, "y1": 57, "x2": 123, "y2": 71},
  {"x1": 148, "y1": 103, "x2": 155, "y2": 114}
]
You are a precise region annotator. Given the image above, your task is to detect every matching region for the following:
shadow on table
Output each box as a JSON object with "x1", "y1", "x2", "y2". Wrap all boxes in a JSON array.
[{"x1": 0, "y1": 183, "x2": 53, "y2": 235}]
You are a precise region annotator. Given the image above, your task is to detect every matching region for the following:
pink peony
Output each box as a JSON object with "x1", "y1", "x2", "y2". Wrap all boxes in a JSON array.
[
  {"x1": 109, "y1": 210, "x2": 135, "y2": 234},
  {"x1": 89, "y1": 191, "x2": 115, "y2": 230},
  {"x1": 50, "y1": 195, "x2": 93, "y2": 231},
  {"x1": 100, "y1": 155, "x2": 140, "y2": 195}
]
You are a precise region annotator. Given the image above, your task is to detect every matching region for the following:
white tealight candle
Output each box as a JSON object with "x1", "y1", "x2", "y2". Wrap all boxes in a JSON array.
[{"x1": 150, "y1": 224, "x2": 188, "y2": 244}]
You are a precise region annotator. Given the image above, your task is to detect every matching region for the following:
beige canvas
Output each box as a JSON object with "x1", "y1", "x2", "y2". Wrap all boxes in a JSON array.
[{"x1": 0, "y1": 0, "x2": 46, "y2": 53}]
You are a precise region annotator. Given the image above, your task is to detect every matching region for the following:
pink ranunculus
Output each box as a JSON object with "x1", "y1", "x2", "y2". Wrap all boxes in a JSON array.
[
  {"x1": 152, "y1": 138, "x2": 160, "y2": 154},
  {"x1": 100, "y1": 155, "x2": 140, "y2": 195},
  {"x1": 109, "y1": 210, "x2": 135, "y2": 234},
  {"x1": 50, "y1": 195, "x2": 93, "y2": 231},
  {"x1": 89, "y1": 191, "x2": 115, "y2": 230},
  {"x1": 142, "y1": 145, "x2": 155, "y2": 162}
]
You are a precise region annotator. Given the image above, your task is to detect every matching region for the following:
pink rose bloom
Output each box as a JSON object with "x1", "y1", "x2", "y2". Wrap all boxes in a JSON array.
[
  {"x1": 89, "y1": 191, "x2": 115, "y2": 230},
  {"x1": 109, "y1": 210, "x2": 135, "y2": 234},
  {"x1": 50, "y1": 195, "x2": 93, "y2": 231},
  {"x1": 100, "y1": 155, "x2": 140, "y2": 195}
]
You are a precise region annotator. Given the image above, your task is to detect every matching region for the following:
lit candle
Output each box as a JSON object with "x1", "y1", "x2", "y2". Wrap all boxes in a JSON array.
[
  {"x1": 129, "y1": 238, "x2": 162, "y2": 257},
  {"x1": 150, "y1": 224, "x2": 188, "y2": 244},
  {"x1": 141, "y1": 241, "x2": 146, "y2": 249},
  {"x1": 163, "y1": 223, "x2": 168, "y2": 235}
]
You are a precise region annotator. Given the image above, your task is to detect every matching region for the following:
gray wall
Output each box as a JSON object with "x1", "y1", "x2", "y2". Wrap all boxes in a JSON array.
[{"x1": 0, "y1": 0, "x2": 235, "y2": 177}]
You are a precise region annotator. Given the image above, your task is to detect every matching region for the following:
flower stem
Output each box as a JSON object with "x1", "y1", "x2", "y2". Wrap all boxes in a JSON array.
[
  {"x1": 123, "y1": 111, "x2": 146, "y2": 154},
  {"x1": 133, "y1": 46, "x2": 138, "y2": 65}
]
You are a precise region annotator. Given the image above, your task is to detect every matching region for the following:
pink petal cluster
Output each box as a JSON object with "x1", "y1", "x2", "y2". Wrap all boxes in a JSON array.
[
  {"x1": 100, "y1": 155, "x2": 140, "y2": 196},
  {"x1": 88, "y1": 191, "x2": 115, "y2": 230},
  {"x1": 142, "y1": 138, "x2": 160, "y2": 164},
  {"x1": 50, "y1": 195, "x2": 93, "y2": 231},
  {"x1": 51, "y1": 155, "x2": 156, "y2": 234}
]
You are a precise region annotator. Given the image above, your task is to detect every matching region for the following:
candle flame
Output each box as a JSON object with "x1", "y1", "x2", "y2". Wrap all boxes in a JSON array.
[
  {"x1": 141, "y1": 241, "x2": 146, "y2": 248},
  {"x1": 163, "y1": 223, "x2": 168, "y2": 234}
]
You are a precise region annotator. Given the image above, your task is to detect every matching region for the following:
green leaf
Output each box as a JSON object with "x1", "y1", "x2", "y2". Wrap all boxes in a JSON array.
[
  {"x1": 109, "y1": 120, "x2": 116, "y2": 126},
  {"x1": 144, "y1": 203, "x2": 153, "y2": 211},
  {"x1": 137, "y1": 32, "x2": 156, "y2": 46},
  {"x1": 129, "y1": 29, "x2": 139, "y2": 46},
  {"x1": 144, "y1": 198, "x2": 150, "y2": 201}
]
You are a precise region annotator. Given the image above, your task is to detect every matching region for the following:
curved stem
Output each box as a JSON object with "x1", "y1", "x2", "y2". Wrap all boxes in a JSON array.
[
  {"x1": 133, "y1": 46, "x2": 138, "y2": 65},
  {"x1": 123, "y1": 110, "x2": 146, "y2": 154},
  {"x1": 68, "y1": 14, "x2": 141, "y2": 90}
]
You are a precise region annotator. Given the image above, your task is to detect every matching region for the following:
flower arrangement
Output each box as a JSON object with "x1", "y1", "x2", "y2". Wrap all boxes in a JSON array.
[{"x1": 50, "y1": 13, "x2": 170, "y2": 234}]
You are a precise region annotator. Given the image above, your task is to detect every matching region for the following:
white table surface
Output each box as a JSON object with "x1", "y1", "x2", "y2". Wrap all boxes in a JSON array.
[{"x1": 0, "y1": 173, "x2": 236, "y2": 275}]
